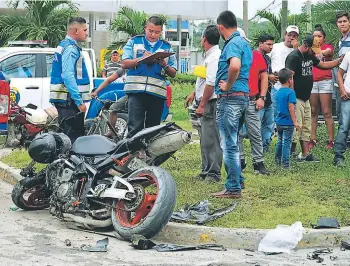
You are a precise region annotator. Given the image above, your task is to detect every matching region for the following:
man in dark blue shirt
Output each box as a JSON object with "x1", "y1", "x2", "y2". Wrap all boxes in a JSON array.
[{"x1": 212, "y1": 10, "x2": 252, "y2": 199}]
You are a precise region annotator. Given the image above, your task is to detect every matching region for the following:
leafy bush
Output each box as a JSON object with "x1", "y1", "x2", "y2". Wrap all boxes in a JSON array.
[{"x1": 170, "y1": 73, "x2": 197, "y2": 85}]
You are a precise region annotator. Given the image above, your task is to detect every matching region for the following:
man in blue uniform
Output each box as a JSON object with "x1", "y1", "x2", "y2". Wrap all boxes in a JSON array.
[
  {"x1": 50, "y1": 17, "x2": 90, "y2": 143},
  {"x1": 121, "y1": 16, "x2": 177, "y2": 137}
]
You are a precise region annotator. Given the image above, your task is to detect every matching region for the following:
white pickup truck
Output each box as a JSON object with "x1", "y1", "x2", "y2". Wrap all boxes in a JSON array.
[{"x1": 0, "y1": 47, "x2": 97, "y2": 109}]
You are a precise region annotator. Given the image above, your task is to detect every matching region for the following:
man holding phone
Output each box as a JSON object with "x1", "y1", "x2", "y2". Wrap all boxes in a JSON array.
[{"x1": 121, "y1": 16, "x2": 177, "y2": 137}]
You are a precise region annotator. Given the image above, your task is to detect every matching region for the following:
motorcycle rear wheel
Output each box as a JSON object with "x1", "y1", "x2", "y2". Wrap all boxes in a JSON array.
[
  {"x1": 111, "y1": 166, "x2": 176, "y2": 240},
  {"x1": 11, "y1": 169, "x2": 50, "y2": 210}
]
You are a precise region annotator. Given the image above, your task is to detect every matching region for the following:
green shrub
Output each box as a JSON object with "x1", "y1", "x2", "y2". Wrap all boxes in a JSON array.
[{"x1": 170, "y1": 73, "x2": 197, "y2": 85}]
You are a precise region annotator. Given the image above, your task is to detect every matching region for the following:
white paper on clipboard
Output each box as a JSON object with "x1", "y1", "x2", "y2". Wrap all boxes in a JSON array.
[{"x1": 137, "y1": 51, "x2": 175, "y2": 64}]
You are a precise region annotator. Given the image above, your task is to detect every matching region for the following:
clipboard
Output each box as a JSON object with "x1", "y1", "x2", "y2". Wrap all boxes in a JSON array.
[{"x1": 137, "y1": 51, "x2": 175, "y2": 64}]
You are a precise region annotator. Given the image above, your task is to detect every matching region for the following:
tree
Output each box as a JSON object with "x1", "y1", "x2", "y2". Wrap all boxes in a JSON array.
[
  {"x1": 253, "y1": 8, "x2": 309, "y2": 43},
  {"x1": 312, "y1": 0, "x2": 350, "y2": 53},
  {"x1": 106, "y1": 6, "x2": 168, "y2": 59},
  {"x1": 0, "y1": 0, "x2": 78, "y2": 47}
]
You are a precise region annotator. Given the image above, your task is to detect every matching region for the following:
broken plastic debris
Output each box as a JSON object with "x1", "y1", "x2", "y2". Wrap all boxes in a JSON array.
[
  {"x1": 307, "y1": 248, "x2": 332, "y2": 263},
  {"x1": 171, "y1": 200, "x2": 238, "y2": 225},
  {"x1": 131, "y1": 235, "x2": 156, "y2": 250},
  {"x1": 311, "y1": 217, "x2": 340, "y2": 229},
  {"x1": 81, "y1": 238, "x2": 109, "y2": 252},
  {"x1": 341, "y1": 239, "x2": 350, "y2": 251},
  {"x1": 258, "y1": 222, "x2": 304, "y2": 254},
  {"x1": 9, "y1": 206, "x2": 19, "y2": 211},
  {"x1": 64, "y1": 239, "x2": 71, "y2": 247}
]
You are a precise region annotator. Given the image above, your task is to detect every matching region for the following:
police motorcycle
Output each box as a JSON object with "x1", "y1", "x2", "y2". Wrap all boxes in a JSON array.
[{"x1": 11, "y1": 119, "x2": 191, "y2": 240}]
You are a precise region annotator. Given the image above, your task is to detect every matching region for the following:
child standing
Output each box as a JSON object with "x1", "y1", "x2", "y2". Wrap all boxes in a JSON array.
[{"x1": 275, "y1": 68, "x2": 301, "y2": 168}]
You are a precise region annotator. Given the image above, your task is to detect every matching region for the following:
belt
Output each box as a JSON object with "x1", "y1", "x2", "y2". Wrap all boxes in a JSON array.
[{"x1": 218, "y1": 92, "x2": 248, "y2": 98}]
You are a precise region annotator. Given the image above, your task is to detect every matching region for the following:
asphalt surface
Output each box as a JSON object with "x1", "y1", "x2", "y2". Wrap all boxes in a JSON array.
[{"x1": 1, "y1": 179, "x2": 350, "y2": 266}]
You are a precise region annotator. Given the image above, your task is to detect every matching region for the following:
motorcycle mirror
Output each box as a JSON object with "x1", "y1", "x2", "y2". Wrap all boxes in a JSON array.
[{"x1": 26, "y1": 103, "x2": 38, "y2": 110}]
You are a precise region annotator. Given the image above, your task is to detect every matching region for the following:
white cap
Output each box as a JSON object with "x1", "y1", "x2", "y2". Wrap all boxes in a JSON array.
[
  {"x1": 237, "y1": 27, "x2": 251, "y2": 42},
  {"x1": 286, "y1": 25, "x2": 299, "y2": 35}
]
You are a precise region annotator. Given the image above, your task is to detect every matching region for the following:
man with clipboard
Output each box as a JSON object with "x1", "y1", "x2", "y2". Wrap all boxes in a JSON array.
[{"x1": 121, "y1": 16, "x2": 177, "y2": 137}]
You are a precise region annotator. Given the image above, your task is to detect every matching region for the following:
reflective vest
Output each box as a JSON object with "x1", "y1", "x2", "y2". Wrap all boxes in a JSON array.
[
  {"x1": 124, "y1": 35, "x2": 171, "y2": 99},
  {"x1": 50, "y1": 38, "x2": 91, "y2": 104}
]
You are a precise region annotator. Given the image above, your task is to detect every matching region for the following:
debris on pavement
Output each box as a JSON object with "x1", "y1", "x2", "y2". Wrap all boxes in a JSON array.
[
  {"x1": 130, "y1": 234, "x2": 226, "y2": 252},
  {"x1": 170, "y1": 200, "x2": 238, "y2": 225},
  {"x1": 9, "y1": 206, "x2": 19, "y2": 211},
  {"x1": 64, "y1": 239, "x2": 71, "y2": 247},
  {"x1": 330, "y1": 255, "x2": 338, "y2": 261},
  {"x1": 311, "y1": 217, "x2": 340, "y2": 229},
  {"x1": 258, "y1": 221, "x2": 304, "y2": 254},
  {"x1": 131, "y1": 235, "x2": 156, "y2": 250},
  {"x1": 341, "y1": 239, "x2": 350, "y2": 251},
  {"x1": 80, "y1": 238, "x2": 109, "y2": 252},
  {"x1": 307, "y1": 248, "x2": 332, "y2": 263}
]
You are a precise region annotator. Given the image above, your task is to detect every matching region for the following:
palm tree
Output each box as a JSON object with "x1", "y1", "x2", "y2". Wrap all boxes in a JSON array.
[
  {"x1": 0, "y1": 0, "x2": 78, "y2": 47},
  {"x1": 106, "y1": 6, "x2": 168, "y2": 59},
  {"x1": 253, "y1": 8, "x2": 309, "y2": 43},
  {"x1": 312, "y1": 0, "x2": 350, "y2": 53}
]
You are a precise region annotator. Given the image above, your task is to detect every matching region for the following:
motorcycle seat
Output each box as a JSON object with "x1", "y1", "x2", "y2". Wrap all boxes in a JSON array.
[{"x1": 71, "y1": 135, "x2": 118, "y2": 156}]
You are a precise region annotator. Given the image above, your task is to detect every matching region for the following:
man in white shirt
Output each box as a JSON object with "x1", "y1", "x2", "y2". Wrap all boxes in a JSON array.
[
  {"x1": 184, "y1": 25, "x2": 222, "y2": 182},
  {"x1": 334, "y1": 51, "x2": 350, "y2": 167},
  {"x1": 269, "y1": 25, "x2": 299, "y2": 118}
]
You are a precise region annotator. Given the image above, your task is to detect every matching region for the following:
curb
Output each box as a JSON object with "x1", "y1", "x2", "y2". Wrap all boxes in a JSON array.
[{"x1": 1, "y1": 160, "x2": 349, "y2": 250}]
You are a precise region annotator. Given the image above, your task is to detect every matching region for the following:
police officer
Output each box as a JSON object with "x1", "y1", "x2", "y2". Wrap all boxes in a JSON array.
[
  {"x1": 50, "y1": 17, "x2": 90, "y2": 143},
  {"x1": 121, "y1": 16, "x2": 177, "y2": 138}
]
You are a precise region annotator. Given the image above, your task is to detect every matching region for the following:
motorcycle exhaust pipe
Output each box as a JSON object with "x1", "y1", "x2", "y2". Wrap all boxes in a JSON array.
[{"x1": 62, "y1": 213, "x2": 112, "y2": 228}]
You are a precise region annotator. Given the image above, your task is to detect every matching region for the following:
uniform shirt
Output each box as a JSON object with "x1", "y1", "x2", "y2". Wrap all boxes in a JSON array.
[
  {"x1": 215, "y1": 31, "x2": 252, "y2": 95},
  {"x1": 339, "y1": 51, "x2": 350, "y2": 93},
  {"x1": 122, "y1": 37, "x2": 177, "y2": 70},
  {"x1": 339, "y1": 32, "x2": 350, "y2": 56},
  {"x1": 275, "y1": 87, "x2": 297, "y2": 126},
  {"x1": 248, "y1": 50, "x2": 267, "y2": 97},
  {"x1": 269, "y1": 42, "x2": 294, "y2": 90},
  {"x1": 285, "y1": 49, "x2": 320, "y2": 101},
  {"x1": 103, "y1": 61, "x2": 124, "y2": 77},
  {"x1": 194, "y1": 45, "x2": 221, "y2": 101},
  {"x1": 61, "y1": 36, "x2": 83, "y2": 107}
]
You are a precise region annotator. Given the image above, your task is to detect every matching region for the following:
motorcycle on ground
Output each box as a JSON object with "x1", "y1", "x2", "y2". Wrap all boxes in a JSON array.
[{"x1": 11, "y1": 121, "x2": 191, "y2": 239}]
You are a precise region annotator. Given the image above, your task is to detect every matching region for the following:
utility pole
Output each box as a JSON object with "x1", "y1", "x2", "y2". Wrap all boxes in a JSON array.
[
  {"x1": 306, "y1": 0, "x2": 312, "y2": 33},
  {"x1": 243, "y1": 0, "x2": 248, "y2": 36},
  {"x1": 281, "y1": 0, "x2": 288, "y2": 41}
]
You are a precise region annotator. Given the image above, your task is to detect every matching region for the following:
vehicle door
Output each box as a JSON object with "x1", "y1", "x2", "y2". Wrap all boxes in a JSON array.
[{"x1": 0, "y1": 53, "x2": 43, "y2": 108}]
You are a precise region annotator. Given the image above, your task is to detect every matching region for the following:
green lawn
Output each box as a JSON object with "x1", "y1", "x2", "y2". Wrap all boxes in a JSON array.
[{"x1": 3, "y1": 82, "x2": 350, "y2": 229}]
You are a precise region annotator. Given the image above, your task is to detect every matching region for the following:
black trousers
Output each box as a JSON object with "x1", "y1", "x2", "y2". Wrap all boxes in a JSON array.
[
  {"x1": 127, "y1": 93, "x2": 164, "y2": 138},
  {"x1": 55, "y1": 105, "x2": 84, "y2": 143}
]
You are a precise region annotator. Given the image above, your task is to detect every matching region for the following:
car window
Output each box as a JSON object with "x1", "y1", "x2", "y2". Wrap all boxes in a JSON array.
[
  {"x1": 46, "y1": 54, "x2": 54, "y2": 77},
  {"x1": 0, "y1": 54, "x2": 36, "y2": 78}
]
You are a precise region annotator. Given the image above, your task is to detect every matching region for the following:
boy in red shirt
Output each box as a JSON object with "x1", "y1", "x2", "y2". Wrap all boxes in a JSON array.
[{"x1": 239, "y1": 50, "x2": 270, "y2": 175}]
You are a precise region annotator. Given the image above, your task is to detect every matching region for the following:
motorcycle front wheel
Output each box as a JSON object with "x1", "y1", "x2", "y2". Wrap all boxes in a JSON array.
[
  {"x1": 111, "y1": 167, "x2": 176, "y2": 240},
  {"x1": 11, "y1": 169, "x2": 51, "y2": 210}
]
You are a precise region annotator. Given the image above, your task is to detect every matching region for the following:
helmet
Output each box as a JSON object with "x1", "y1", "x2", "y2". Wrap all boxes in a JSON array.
[
  {"x1": 52, "y1": 133, "x2": 71, "y2": 154},
  {"x1": 28, "y1": 133, "x2": 57, "y2": 163}
]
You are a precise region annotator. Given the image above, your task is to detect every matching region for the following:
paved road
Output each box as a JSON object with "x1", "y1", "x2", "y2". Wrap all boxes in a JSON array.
[{"x1": 0, "y1": 180, "x2": 350, "y2": 266}]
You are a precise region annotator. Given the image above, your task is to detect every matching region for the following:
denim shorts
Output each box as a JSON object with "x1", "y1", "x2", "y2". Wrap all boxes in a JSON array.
[{"x1": 311, "y1": 79, "x2": 333, "y2": 94}]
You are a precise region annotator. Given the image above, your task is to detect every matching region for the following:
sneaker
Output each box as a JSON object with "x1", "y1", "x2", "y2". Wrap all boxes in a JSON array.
[
  {"x1": 297, "y1": 153, "x2": 320, "y2": 162},
  {"x1": 291, "y1": 152, "x2": 297, "y2": 159},
  {"x1": 211, "y1": 189, "x2": 242, "y2": 199},
  {"x1": 241, "y1": 159, "x2": 247, "y2": 172},
  {"x1": 334, "y1": 158, "x2": 345, "y2": 167},
  {"x1": 309, "y1": 140, "x2": 317, "y2": 150},
  {"x1": 194, "y1": 174, "x2": 206, "y2": 180},
  {"x1": 326, "y1": 140, "x2": 334, "y2": 150},
  {"x1": 253, "y1": 162, "x2": 270, "y2": 176}
]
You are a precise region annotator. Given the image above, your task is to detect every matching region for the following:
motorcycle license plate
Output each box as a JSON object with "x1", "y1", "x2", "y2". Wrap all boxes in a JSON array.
[{"x1": 128, "y1": 157, "x2": 148, "y2": 171}]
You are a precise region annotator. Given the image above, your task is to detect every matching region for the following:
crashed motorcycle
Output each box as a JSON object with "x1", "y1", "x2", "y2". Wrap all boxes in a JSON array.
[
  {"x1": 11, "y1": 122, "x2": 191, "y2": 239},
  {"x1": 6, "y1": 101, "x2": 58, "y2": 147}
]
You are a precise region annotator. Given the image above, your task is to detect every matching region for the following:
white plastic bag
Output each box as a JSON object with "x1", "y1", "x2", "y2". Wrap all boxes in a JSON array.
[{"x1": 258, "y1": 221, "x2": 304, "y2": 254}]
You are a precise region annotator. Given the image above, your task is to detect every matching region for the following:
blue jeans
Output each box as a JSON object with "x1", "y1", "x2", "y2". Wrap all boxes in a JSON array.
[
  {"x1": 260, "y1": 104, "x2": 275, "y2": 152},
  {"x1": 275, "y1": 125, "x2": 294, "y2": 168},
  {"x1": 271, "y1": 87, "x2": 278, "y2": 119},
  {"x1": 334, "y1": 99, "x2": 350, "y2": 160},
  {"x1": 216, "y1": 96, "x2": 248, "y2": 192}
]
